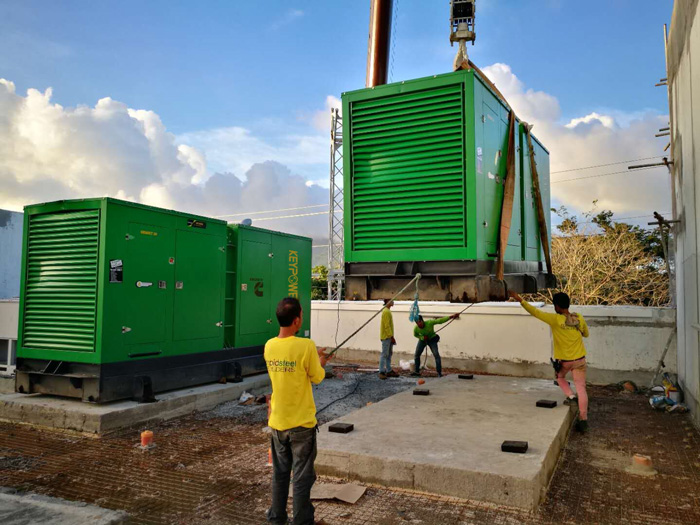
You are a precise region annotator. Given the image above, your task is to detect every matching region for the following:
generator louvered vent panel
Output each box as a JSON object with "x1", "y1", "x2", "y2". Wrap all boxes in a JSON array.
[
  {"x1": 22, "y1": 210, "x2": 100, "y2": 352},
  {"x1": 351, "y1": 84, "x2": 466, "y2": 250}
]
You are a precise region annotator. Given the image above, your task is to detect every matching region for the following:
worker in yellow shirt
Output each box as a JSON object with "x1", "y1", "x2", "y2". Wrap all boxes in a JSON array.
[
  {"x1": 264, "y1": 297, "x2": 331, "y2": 524},
  {"x1": 379, "y1": 299, "x2": 398, "y2": 380},
  {"x1": 509, "y1": 290, "x2": 590, "y2": 433}
]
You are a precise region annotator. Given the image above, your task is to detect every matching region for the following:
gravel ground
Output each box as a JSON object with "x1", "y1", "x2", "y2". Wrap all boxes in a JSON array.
[{"x1": 199, "y1": 366, "x2": 418, "y2": 425}]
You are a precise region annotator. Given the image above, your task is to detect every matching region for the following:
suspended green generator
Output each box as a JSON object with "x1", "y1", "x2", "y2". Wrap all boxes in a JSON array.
[
  {"x1": 15, "y1": 198, "x2": 311, "y2": 402},
  {"x1": 342, "y1": 68, "x2": 555, "y2": 302}
]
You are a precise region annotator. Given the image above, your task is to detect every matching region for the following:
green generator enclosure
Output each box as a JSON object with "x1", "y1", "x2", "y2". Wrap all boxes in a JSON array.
[
  {"x1": 15, "y1": 198, "x2": 311, "y2": 402},
  {"x1": 342, "y1": 69, "x2": 554, "y2": 301}
]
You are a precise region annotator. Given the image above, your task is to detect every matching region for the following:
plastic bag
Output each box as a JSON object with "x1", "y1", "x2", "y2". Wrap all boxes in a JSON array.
[{"x1": 409, "y1": 293, "x2": 420, "y2": 323}]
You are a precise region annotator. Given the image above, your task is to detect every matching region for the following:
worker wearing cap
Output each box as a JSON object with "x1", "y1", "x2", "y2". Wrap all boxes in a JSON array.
[
  {"x1": 379, "y1": 299, "x2": 398, "y2": 380},
  {"x1": 264, "y1": 297, "x2": 332, "y2": 525},
  {"x1": 411, "y1": 313, "x2": 459, "y2": 377},
  {"x1": 509, "y1": 290, "x2": 590, "y2": 433}
]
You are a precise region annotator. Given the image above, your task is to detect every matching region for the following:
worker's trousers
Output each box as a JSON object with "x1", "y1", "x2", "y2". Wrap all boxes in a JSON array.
[
  {"x1": 267, "y1": 426, "x2": 317, "y2": 525},
  {"x1": 414, "y1": 336, "x2": 442, "y2": 376},
  {"x1": 556, "y1": 357, "x2": 589, "y2": 420},
  {"x1": 379, "y1": 338, "x2": 394, "y2": 373}
]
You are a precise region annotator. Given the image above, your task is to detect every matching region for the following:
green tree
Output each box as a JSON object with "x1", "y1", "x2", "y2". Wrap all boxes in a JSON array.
[
  {"x1": 311, "y1": 265, "x2": 328, "y2": 300},
  {"x1": 535, "y1": 203, "x2": 670, "y2": 306}
]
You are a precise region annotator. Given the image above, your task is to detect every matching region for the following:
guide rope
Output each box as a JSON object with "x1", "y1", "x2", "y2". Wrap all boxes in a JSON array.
[{"x1": 327, "y1": 273, "x2": 422, "y2": 357}]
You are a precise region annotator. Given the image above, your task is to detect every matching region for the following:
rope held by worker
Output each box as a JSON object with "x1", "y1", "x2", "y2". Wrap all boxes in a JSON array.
[{"x1": 326, "y1": 273, "x2": 422, "y2": 357}]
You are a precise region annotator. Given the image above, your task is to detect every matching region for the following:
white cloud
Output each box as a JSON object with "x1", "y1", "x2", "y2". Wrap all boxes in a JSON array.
[
  {"x1": 270, "y1": 8, "x2": 304, "y2": 30},
  {"x1": 565, "y1": 112, "x2": 615, "y2": 129},
  {"x1": 481, "y1": 64, "x2": 671, "y2": 218},
  {"x1": 0, "y1": 78, "x2": 329, "y2": 241},
  {"x1": 311, "y1": 95, "x2": 342, "y2": 132},
  {"x1": 177, "y1": 126, "x2": 327, "y2": 180}
]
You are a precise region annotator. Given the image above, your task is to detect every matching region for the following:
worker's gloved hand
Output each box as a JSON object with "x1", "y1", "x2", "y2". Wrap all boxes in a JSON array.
[
  {"x1": 391, "y1": 337, "x2": 397, "y2": 345},
  {"x1": 450, "y1": 313, "x2": 460, "y2": 320},
  {"x1": 318, "y1": 347, "x2": 332, "y2": 367},
  {"x1": 508, "y1": 290, "x2": 522, "y2": 302}
]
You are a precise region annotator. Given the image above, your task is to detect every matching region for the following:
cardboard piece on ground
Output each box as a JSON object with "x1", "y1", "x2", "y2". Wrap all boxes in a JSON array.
[
  {"x1": 290, "y1": 484, "x2": 366, "y2": 504},
  {"x1": 314, "y1": 484, "x2": 366, "y2": 504}
]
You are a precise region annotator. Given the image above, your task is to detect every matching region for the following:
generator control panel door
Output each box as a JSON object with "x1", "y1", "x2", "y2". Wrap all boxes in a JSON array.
[
  {"x1": 239, "y1": 240, "x2": 271, "y2": 336},
  {"x1": 125, "y1": 223, "x2": 174, "y2": 345},
  {"x1": 173, "y1": 229, "x2": 224, "y2": 341}
]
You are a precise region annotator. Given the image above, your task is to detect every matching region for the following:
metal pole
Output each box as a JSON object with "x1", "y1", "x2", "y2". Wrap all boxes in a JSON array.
[{"x1": 366, "y1": 0, "x2": 393, "y2": 88}]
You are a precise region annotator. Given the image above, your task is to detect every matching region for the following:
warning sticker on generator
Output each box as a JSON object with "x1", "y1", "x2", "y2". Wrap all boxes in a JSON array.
[
  {"x1": 187, "y1": 219, "x2": 206, "y2": 229},
  {"x1": 109, "y1": 259, "x2": 123, "y2": 283}
]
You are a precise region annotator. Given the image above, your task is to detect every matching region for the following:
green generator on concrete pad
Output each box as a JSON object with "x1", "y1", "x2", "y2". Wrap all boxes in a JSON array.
[
  {"x1": 15, "y1": 198, "x2": 311, "y2": 402},
  {"x1": 342, "y1": 68, "x2": 555, "y2": 302}
]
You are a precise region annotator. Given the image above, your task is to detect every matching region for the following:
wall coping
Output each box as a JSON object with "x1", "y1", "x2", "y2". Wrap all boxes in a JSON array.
[{"x1": 312, "y1": 300, "x2": 675, "y2": 322}]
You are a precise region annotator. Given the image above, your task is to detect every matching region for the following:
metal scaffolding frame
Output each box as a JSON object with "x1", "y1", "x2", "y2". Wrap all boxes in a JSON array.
[{"x1": 327, "y1": 108, "x2": 345, "y2": 301}]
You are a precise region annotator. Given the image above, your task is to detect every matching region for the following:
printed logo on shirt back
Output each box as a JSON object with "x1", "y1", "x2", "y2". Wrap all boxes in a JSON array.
[{"x1": 266, "y1": 359, "x2": 297, "y2": 373}]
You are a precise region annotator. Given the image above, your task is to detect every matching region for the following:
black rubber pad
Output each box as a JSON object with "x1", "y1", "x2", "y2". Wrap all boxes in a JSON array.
[
  {"x1": 501, "y1": 441, "x2": 528, "y2": 453},
  {"x1": 458, "y1": 374, "x2": 474, "y2": 380},
  {"x1": 413, "y1": 389, "x2": 430, "y2": 396},
  {"x1": 536, "y1": 399, "x2": 557, "y2": 408},
  {"x1": 329, "y1": 423, "x2": 354, "y2": 434}
]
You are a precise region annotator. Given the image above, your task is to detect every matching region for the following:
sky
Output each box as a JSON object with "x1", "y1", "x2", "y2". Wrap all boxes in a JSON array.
[{"x1": 0, "y1": 0, "x2": 676, "y2": 248}]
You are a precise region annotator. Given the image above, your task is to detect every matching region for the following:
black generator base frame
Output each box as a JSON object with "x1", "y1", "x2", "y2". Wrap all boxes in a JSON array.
[
  {"x1": 15, "y1": 345, "x2": 266, "y2": 404},
  {"x1": 345, "y1": 260, "x2": 557, "y2": 302}
]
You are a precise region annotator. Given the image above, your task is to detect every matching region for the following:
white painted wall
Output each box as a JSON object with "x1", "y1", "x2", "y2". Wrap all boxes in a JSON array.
[
  {"x1": 311, "y1": 301, "x2": 676, "y2": 384},
  {"x1": 0, "y1": 300, "x2": 19, "y2": 340},
  {"x1": 668, "y1": 0, "x2": 700, "y2": 425},
  {"x1": 0, "y1": 210, "x2": 23, "y2": 300}
]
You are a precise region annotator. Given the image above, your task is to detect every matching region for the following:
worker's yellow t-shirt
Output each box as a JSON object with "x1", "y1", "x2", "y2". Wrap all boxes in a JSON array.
[
  {"x1": 380, "y1": 308, "x2": 394, "y2": 340},
  {"x1": 520, "y1": 300, "x2": 589, "y2": 361},
  {"x1": 264, "y1": 336, "x2": 325, "y2": 431}
]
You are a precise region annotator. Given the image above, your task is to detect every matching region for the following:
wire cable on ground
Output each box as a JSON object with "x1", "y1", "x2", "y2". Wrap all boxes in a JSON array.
[{"x1": 316, "y1": 373, "x2": 365, "y2": 415}]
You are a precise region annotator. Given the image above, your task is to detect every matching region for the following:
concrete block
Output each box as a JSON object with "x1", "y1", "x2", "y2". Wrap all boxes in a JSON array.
[
  {"x1": 328, "y1": 423, "x2": 354, "y2": 433},
  {"x1": 501, "y1": 440, "x2": 529, "y2": 453}
]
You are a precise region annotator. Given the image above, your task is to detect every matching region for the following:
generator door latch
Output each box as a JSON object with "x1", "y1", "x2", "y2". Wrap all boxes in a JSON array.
[
  {"x1": 122, "y1": 326, "x2": 132, "y2": 334},
  {"x1": 175, "y1": 281, "x2": 184, "y2": 290},
  {"x1": 268, "y1": 253, "x2": 274, "y2": 258},
  {"x1": 215, "y1": 321, "x2": 223, "y2": 327},
  {"x1": 218, "y1": 246, "x2": 226, "y2": 253},
  {"x1": 266, "y1": 319, "x2": 272, "y2": 324}
]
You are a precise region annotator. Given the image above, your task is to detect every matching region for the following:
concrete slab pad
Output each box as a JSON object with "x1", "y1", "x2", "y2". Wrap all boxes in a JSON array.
[
  {"x1": 0, "y1": 374, "x2": 270, "y2": 435},
  {"x1": 0, "y1": 487, "x2": 127, "y2": 524},
  {"x1": 316, "y1": 375, "x2": 575, "y2": 510}
]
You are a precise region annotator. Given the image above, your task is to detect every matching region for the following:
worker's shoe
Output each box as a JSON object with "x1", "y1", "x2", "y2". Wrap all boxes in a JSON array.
[
  {"x1": 386, "y1": 370, "x2": 399, "y2": 378},
  {"x1": 410, "y1": 372, "x2": 421, "y2": 377},
  {"x1": 575, "y1": 419, "x2": 589, "y2": 433},
  {"x1": 563, "y1": 395, "x2": 579, "y2": 406},
  {"x1": 379, "y1": 373, "x2": 388, "y2": 380}
]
